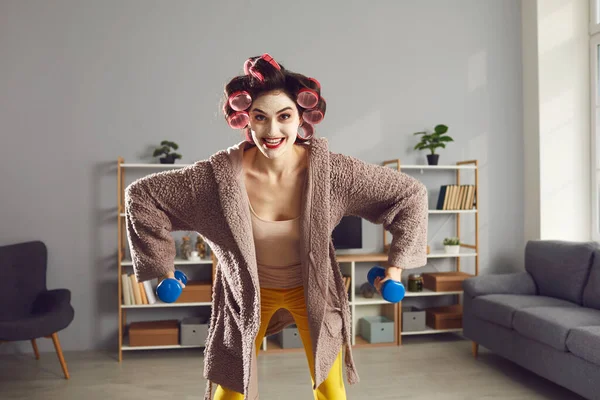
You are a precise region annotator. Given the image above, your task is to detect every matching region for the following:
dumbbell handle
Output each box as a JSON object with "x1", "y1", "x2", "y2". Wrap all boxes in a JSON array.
[{"x1": 367, "y1": 266, "x2": 405, "y2": 303}]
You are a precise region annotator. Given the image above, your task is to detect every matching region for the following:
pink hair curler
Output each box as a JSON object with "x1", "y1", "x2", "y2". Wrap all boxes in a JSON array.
[
  {"x1": 297, "y1": 122, "x2": 315, "y2": 140},
  {"x1": 243, "y1": 53, "x2": 281, "y2": 83},
  {"x1": 227, "y1": 111, "x2": 249, "y2": 130},
  {"x1": 302, "y1": 109, "x2": 324, "y2": 125},
  {"x1": 297, "y1": 88, "x2": 319, "y2": 109},
  {"x1": 228, "y1": 90, "x2": 252, "y2": 111}
]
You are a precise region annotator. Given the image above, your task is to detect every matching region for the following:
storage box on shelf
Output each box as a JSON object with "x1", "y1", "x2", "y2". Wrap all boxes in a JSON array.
[
  {"x1": 275, "y1": 324, "x2": 303, "y2": 349},
  {"x1": 180, "y1": 317, "x2": 210, "y2": 346},
  {"x1": 381, "y1": 159, "x2": 479, "y2": 343},
  {"x1": 425, "y1": 304, "x2": 463, "y2": 330},
  {"x1": 116, "y1": 158, "x2": 217, "y2": 361},
  {"x1": 359, "y1": 316, "x2": 395, "y2": 344},
  {"x1": 128, "y1": 320, "x2": 180, "y2": 347}
]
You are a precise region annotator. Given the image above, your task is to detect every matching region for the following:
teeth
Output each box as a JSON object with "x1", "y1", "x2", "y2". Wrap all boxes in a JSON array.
[{"x1": 265, "y1": 138, "x2": 283, "y2": 143}]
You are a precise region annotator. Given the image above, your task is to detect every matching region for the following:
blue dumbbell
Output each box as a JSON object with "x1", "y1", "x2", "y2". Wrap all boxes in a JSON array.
[
  {"x1": 367, "y1": 265, "x2": 406, "y2": 303},
  {"x1": 156, "y1": 270, "x2": 188, "y2": 303}
]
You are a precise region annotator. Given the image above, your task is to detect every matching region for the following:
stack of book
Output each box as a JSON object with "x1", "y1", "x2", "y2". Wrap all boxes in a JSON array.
[
  {"x1": 436, "y1": 184, "x2": 476, "y2": 210},
  {"x1": 121, "y1": 273, "x2": 157, "y2": 305}
]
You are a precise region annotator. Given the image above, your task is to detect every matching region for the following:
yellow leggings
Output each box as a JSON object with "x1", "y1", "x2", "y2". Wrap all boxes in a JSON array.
[{"x1": 214, "y1": 285, "x2": 346, "y2": 399}]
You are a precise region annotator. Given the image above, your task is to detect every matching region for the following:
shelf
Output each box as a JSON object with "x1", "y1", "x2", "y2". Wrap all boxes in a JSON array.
[
  {"x1": 122, "y1": 337, "x2": 205, "y2": 351},
  {"x1": 121, "y1": 258, "x2": 213, "y2": 266},
  {"x1": 120, "y1": 163, "x2": 192, "y2": 168},
  {"x1": 122, "y1": 301, "x2": 211, "y2": 308},
  {"x1": 401, "y1": 328, "x2": 463, "y2": 336},
  {"x1": 427, "y1": 249, "x2": 477, "y2": 258},
  {"x1": 395, "y1": 165, "x2": 477, "y2": 170},
  {"x1": 353, "y1": 296, "x2": 390, "y2": 305},
  {"x1": 404, "y1": 289, "x2": 462, "y2": 297},
  {"x1": 429, "y1": 209, "x2": 477, "y2": 214},
  {"x1": 336, "y1": 253, "x2": 388, "y2": 263}
]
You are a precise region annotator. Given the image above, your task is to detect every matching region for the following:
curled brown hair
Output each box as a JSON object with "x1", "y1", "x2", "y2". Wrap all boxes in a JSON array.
[{"x1": 221, "y1": 55, "x2": 326, "y2": 143}]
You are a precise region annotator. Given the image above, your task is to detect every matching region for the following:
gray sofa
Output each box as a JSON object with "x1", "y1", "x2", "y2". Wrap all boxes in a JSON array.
[{"x1": 463, "y1": 240, "x2": 600, "y2": 400}]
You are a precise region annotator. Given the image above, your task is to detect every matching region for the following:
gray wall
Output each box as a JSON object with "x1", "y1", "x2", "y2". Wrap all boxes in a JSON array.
[{"x1": 0, "y1": 0, "x2": 523, "y2": 352}]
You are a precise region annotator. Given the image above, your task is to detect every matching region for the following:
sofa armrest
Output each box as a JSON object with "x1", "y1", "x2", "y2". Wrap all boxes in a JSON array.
[
  {"x1": 32, "y1": 289, "x2": 71, "y2": 314},
  {"x1": 462, "y1": 272, "x2": 537, "y2": 298}
]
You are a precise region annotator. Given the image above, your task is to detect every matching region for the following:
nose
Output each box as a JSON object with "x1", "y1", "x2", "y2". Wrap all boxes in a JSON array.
[{"x1": 267, "y1": 120, "x2": 280, "y2": 136}]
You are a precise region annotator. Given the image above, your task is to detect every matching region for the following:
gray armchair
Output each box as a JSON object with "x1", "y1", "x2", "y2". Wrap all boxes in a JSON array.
[{"x1": 0, "y1": 240, "x2": 74, "y2": 379}]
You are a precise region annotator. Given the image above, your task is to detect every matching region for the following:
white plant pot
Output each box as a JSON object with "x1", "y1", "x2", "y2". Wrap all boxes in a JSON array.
[{"x1": 444, "y1": 245, "x2": 460, "y2": 254}]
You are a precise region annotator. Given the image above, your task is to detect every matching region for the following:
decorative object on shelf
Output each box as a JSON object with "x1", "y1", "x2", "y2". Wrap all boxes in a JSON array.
[
  {"x1": 153, "y1": 140, "x2": 182, "y2": 164},
  {"x1": 412, "y1": 124, "x2": 454, "y2": 165},
  {"x1": 195, "y1": 235, "x2": 207, "y2": 259},
  {"x1": 180, "y1": 235, "x2": 193, "y2": 260},
  {"x1": 359, "y1": 282, "x2": 375, "y2": 298},
  {"x1": 407, "y1": 274, "x2": 424, "y2": 292},
  {"x1": 443, "y1": 237, "x2": 460, "y2": 254},
  {"x1": 189, "y1": 251, "x2": 200, "y2": 261}
]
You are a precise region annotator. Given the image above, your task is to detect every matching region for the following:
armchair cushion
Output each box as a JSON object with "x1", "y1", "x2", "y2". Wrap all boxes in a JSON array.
[
  {"x1": 471, "y1": 294, "x2": 578, "y2": 329},
  {"x1": 32, "y1": 289, "x2": 71, "y2": 314},
  {"x1": 462, "y1": 272, "x2": 537, "y2": 298},
  {"x1": 0, "y1": 299, "x2": 74, "y2": 341}
]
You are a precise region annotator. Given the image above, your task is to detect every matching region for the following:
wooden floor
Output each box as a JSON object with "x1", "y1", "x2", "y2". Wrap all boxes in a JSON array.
[{"x1": 0, "y1": 334, "x2": 585, "y2": 400}]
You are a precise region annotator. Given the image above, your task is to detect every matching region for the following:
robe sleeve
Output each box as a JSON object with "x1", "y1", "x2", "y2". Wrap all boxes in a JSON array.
[
  {"x1": 342, "y1": 154, "x2": 428, "y2": 269},
  {"x1": 124, "y1": 162, "x2": 208, "y2": 282}
]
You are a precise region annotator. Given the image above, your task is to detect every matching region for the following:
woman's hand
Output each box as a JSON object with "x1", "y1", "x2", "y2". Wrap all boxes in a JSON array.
[
  {"x1": 374, "y1": 264, "x2": 402, "y2": 295},
  {"x1": 162, "y1": 271, "x2": 186, "y2": 288}
]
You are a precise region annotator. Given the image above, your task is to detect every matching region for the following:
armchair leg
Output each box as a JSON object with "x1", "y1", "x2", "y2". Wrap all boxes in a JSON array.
[
  {"x1": 31, "y1": 339, "x2": 40, "y2": 360},
  {"x1": 50, "y1": 333, "x2": 70, "y2": 379},
  {"x1": 472, "y1": 341, "x2": 479, "y2": 358}
]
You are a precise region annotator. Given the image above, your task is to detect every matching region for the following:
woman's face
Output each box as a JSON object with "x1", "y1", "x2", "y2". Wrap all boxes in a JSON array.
[{"x1": 248, "y1": 90, "x2": 301, "y2": 158}]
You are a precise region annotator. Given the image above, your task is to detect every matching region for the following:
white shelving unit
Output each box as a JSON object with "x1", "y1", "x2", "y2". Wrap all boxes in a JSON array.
[
  {"x1": 116, "y1": 158, "x2": 479, "y2": 356},
  {"x1": 382, "y1": 159, "x2": 480, "y2": 344},
  {"x1": 116, "y1": 158, "x2": 216, "y2": 361}
]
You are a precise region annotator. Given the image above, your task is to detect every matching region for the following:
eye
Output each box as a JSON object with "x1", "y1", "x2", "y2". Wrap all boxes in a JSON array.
[
  {"x1": 254, "y1": 115, "x2": 265, "y2": 121},
  {"x1": 280, "y1": 113, "x2": 291, "y2": 120}
]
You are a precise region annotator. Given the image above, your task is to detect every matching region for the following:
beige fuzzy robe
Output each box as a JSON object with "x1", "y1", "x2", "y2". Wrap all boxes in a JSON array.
[{"x1": 124, "y1": 137, "x2": 428, "y2": 399}]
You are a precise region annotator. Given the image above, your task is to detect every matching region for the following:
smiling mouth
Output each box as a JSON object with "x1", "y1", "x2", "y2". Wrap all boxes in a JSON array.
[{"x1": 263, "y1": 137, "x2": 285, "y2": 148}]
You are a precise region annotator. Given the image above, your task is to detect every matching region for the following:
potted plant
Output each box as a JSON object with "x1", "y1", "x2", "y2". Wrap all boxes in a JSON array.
[
  {"x1": 153, "y1": 140, "x2": 182, "y2": 164},
  {"x1": 443, "y1": 237, "x2": 460, "y2": 254},
  {"x1": 413, "y1": 124, "x2": 454, "y2": 165}
]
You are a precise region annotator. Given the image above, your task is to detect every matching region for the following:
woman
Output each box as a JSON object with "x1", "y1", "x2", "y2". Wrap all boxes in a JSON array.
[{"x1": 125, "y1": 53, "x2": 428, "y2": 400}]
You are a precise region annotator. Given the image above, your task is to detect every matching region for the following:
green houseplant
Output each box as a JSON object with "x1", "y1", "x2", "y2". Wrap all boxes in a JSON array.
[
  {"x1": 443, "y1": 237, "x2": 460, "y2": 254},
  {"x1": 153, "y1": 140, "x2": 182, "y2": 164},
  {"x1": 413, "y1": 124, "x2": 454, "y2": 165}
]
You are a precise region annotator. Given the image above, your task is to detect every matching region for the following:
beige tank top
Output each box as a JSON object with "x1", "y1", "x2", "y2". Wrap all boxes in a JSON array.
[
  {"x1": 232, "y1": 142, "x2": 304, "y2": 289},
  {"x1": 249, "y1": 202, "x2": 303, "y2": 289}
]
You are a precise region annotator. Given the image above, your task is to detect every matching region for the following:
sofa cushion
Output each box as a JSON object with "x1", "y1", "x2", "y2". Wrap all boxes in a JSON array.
[
  {"x1": 565, "y1": 326, "x2": 600, "y2": 366},
  {"x1": 525, "y1": 240, "x2": 597, "y2": 305},
  {"x1": 513, "y1": 307, "x2": 600, "y2": 351},
  {"x1": 583, "y1": 249, "x2": 600, "y2": 310},
  {"x1": 471, "y1": 294, "x2": 578, "y2": 329}
]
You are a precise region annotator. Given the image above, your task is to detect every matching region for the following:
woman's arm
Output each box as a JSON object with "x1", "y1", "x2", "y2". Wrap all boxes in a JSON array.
[
  {"x1": 124, "y1": 162, "x2": 210, "y2": 282},
  {"x1": 340, "y1": 154, "x2": 429, "y2": 270}
]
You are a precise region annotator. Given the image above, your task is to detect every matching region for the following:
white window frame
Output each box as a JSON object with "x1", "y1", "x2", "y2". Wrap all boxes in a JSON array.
[
  {"x1": 591, "y1": 29, "x2": 600, "y2": 242},
  {"x1": 592, "y1": 0, "x2": 600, "y2": 34}
]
